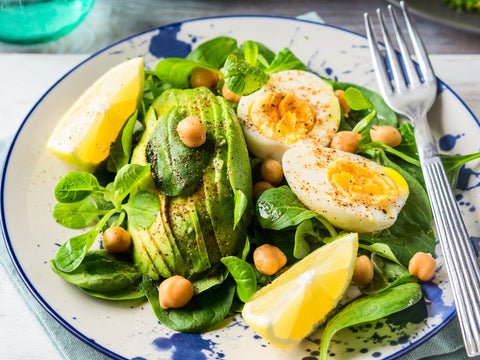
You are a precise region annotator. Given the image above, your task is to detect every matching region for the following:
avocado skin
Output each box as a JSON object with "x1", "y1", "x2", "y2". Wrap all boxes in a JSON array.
[{"x1": 129, "y1": 87, "x2": 252, "y2": 279}]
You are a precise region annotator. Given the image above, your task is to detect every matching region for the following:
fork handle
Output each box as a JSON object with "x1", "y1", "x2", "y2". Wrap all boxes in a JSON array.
[{"x1": 415, "y1": 116, "x2": 480, "y2": 357}]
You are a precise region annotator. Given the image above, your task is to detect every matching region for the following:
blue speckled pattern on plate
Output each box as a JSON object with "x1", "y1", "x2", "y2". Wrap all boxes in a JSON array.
[{"x1": 1, "y1": 16, "x2": 479, "y2": 360}]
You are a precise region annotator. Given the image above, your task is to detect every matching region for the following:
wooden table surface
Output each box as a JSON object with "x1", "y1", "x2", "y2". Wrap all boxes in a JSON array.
[{"x1": 0, "y1": 0, "x2": 479, "y2": 55}]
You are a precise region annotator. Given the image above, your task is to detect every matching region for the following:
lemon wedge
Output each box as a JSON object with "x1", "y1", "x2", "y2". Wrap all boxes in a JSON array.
[
  {"x1": 242, "y1": 232, "x2": 358, "y2": 349},
  {"x1": 46, "y1": 57, "x2": 144, "y2": 172}
]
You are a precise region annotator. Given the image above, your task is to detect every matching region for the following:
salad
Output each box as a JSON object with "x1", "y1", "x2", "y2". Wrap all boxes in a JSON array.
[{"x1": 47, "y1": 36, "x2": 480, "y2": 357}]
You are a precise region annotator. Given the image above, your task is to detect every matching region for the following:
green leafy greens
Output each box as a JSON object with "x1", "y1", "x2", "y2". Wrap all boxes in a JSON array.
[
  {"x1": 53, "y1": 164, "x2": 159, "y2": 273},
  {"x1": 48, "y1": 35, "x2": 480, "y2": 356}
]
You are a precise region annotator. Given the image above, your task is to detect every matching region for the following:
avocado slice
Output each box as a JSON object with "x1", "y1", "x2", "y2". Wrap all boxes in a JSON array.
[
  {"x1": 168, "y1": 194, "x2": 211, "y2": 274},
  {"x1": 130, "y1": 222, "x2": 172, "y2": 279},
  {"x1": 150, "y1": 192, "x2": 188, "y2": 276},
  {"x1": 128, "y1": 221, "x2": 160, "y2": 280},
  {"x1": 220, "y1": 96, "x2": 252, "y2": 206},
  {"x1": 129, "y1": 87, "x2": 252, "y2": 278}
]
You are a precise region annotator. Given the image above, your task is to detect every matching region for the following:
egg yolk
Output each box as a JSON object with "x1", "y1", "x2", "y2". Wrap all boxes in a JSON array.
[
  {"x1": 327, "y1": 158, "x2": 399, "y2": 207},
  {"x1": 249, "y1": 92, "x2": 316, "y2": 144}
]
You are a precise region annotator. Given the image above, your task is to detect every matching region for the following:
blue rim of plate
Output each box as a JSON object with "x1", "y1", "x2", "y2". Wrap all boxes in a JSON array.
[{"x1": 1, "y1": 14, "x2": 477, "y2": 360}]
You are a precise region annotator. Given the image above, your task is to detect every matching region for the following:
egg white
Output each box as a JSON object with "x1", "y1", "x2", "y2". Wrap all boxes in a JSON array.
[
  {"x1": 237, "y1": 70, "x2": 340, "y2": 161},
  {"x1": 282, "y1": 146, "x2": 409, "y2": 233}
]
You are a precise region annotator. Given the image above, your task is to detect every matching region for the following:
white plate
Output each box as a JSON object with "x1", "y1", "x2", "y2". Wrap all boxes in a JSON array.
[{"x1": 2, "y1": 16, "x2": 480, "y2": 360}]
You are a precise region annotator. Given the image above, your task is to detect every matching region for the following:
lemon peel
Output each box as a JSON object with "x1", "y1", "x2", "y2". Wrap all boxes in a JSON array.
[{"x1": 47, "y1": 57, "x2": 144, "y2": 172}]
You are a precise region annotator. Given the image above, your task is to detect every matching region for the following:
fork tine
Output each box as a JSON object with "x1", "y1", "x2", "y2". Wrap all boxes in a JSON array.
[
  {"x1": 376, "y1": 8, "x2": 408, "y2": 93},
  {"x1": 364, "y1": 12, "x2": 393, "y2": 97},
  {"x1": 400, "y1": 1, "x2": 437, "y2": 85},
  {"x1": 387, "y1": 4, "x2": 422, "y2": 88}
]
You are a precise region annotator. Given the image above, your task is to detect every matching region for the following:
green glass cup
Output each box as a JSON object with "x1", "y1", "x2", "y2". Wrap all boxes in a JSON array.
[{"x1": 0, "y1": 0, "x2": 95, "y2": 44}]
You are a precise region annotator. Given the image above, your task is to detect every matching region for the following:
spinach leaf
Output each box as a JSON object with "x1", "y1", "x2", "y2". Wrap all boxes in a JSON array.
[
  {"x1": 343, "y1": 87, "x2": 377, "y2": 133},
  {"x1": 109, "y1": 110, "x2": 138, "y2": 173},
  {"x1": 89, "y1": 189, "x2": 116, "y2": 213},
  {"x1": 146, "y1": 106, "x2": 214, "y2": 196},
  {"x1": 50, "y1": 251, "x2": 141, "y2": 292},
  {"x1": 441, "y1": 152, "x2": 480, "y2": 189},
  {"x1": 252, "y1": 267, "x2": 274, "y2": 287},
  {"x1": 337, "y1": 82, "x2": 397, "y2": 131},
  {"x1": 122, "y1": 190, "x2": 160, "y2": 229},
  {"x1": 264, "y1": 48, "x2": 309, "y2": 73},
  {"x1": 319, "y1": 282, "x2": 422, "y2": 360},
  {"x1": 81, "y1": 281, "x2": 145, "y2": 301},
  {"x1": 359, "y1": 140, "x2": 421, "y2": 168},
  {"x1": 256, "y1": 186, "x2": 336, "y2": 236},
  {"x1": 223, "y1": 54, "x2": 270, "y2": 96},
  {"x1": 293, "y1": 219, "x2": 324, "y2": 259},
  {"x1": 54, "y1": 171, "x2": 100, "y2": 203},
  {"x1": 113, "y1": 164, "x2": 151, "y2": 205},
  {"x1": 154, "y1": 58, "x2": 214, "y2": 89},
  {"x1": 221, "y1": 256, "x2": 257, "y2": 302},
  {"x1": 239, "y1": 40, "x2": 275, "y2": 69},
  {"x1": 143, "y1": 70, "x2": 170, "y2": 111},
  {"x1": 186, "y1": 36, "x2": 238, "y2": 69},
  {"x1": 361, "y1": 231, "x2": 435, "y2": 269},
  {"x1": 189, "y1": 265, "x2": 228, "y2": 295},
  {"x1": 243, "y1": 40, "x2": 258, "y2": 65},
  {"x1": 107, "y1": 211, "x2": 126, "y2": 229},
  {"x1": 359, "y1": 242, "x2": 403, "y2": 265},
  {"x1": 143, "y1": 275, "x2": 236, "y2": 333},
  {"x1": 395, "y1": 122, "x2": 418, "y2": 159},
  {"x1": 344, "y1": 87, "x2": 374, "y2": 111},
  {"x1": 242, "y1": 236, "x2": 251, "y2": 261},
  {"x1": 362, "y1": 253, "x2": 414, "y2": 294},
  {"x1": 52, "y1": 197, "x2": 106, "y2": 229},
  {"x1": 233, "y1": 189, "x2": 248, "y2": 230},
  {"x1": 54, "y1": 208, "x2": 118, "y2": 272}
]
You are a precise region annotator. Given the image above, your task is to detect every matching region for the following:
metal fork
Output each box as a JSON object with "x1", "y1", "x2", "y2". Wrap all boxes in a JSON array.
[{"x1": 365, "y1": 2, "x2": 480, "y2": 357}]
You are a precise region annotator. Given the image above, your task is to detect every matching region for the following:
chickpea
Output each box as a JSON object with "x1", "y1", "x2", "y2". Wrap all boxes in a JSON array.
[
  {"x1": 158, "y1": 275, "x2": 194, "y2": 309},
  {"x1": 253, "y1": 181, "x2": 274, "y2": 202},
  {"x1": 351, "y1": 255, "x2": 374, "y2": 288},
  {"x1": 190, "y1": 67, "x2": 218, "y2": 89},
  {"x1": 103, "y1": 226, "x2": 132, "y2": 253},
  {"x1": 409, "y1": 252, "x2": 437, "y2": 281},
  {"x1": 334, "y1": 89, "x2": 351, "y2": 118},
  {"x1": 330, "y1": 131, "x2": 361, "y2": 153},
  {"x1": 261, "y1": 158, "x2": 283, "y2": 185},
  {"x1": 177, "y1": 116, "x2": 207, "y2": 148},
  {"x1": 370, "y1": 125, "x2": 402, "y2": 147},
  {"x1": 222, "y1": 82, "x2": 241, "y2": 102},
  {"x1": 254, "y1": 244, "x2": 287, "y2": 276}
]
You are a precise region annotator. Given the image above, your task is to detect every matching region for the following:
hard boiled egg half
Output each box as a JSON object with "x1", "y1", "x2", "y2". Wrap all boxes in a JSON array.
[
  {"x1": 282, "y1": 146, "x2": 409, "y2": 233},
  {"x1": 237, "y1": 70, "x2": 341, "y2": 161}
]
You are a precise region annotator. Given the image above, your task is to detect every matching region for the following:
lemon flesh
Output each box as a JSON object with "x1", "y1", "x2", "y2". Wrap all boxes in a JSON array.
[
  {"x1": 47, "y1": 57, "x2": 144, "y2": 172},
  {"x1": 242, "y1": 232, "x2": 358, "y2": 349}
]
